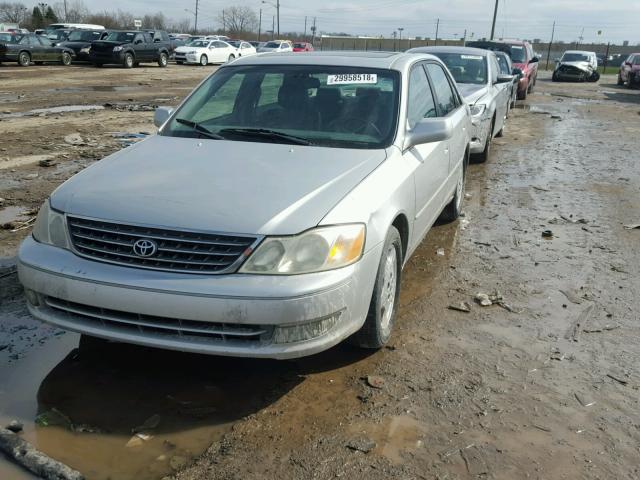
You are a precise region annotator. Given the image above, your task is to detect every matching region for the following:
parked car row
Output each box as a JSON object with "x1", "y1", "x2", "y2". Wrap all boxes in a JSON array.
[{"x1": 17, "y1": 45, "x2": 533, "y2": 359}]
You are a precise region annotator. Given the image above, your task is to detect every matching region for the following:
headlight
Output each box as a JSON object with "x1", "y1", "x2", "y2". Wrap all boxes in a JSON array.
[
  {"x1": 240, "y1": 224, "x2": 365, "y2": 275},
  {"x1": 32, "y1": 200, "x2": 69, "y2": 249},
  {"x1": 187, "y1": 50, "x2": 196, "y2": 54},
  {"x1": 113, "y1": 46, "x2": 124, "y2": 52},
  {"x1": 470, "y1": 104, "x2": 486, "y2": 117},
  {"x1": 80, "y1": 47, "x2": 90, "y2": 53}
]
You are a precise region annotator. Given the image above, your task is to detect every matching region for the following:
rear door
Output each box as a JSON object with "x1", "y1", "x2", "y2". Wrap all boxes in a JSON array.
[
  {"x1": 28, "y1": 35, "x2": 45, "y2": 61},
  {"x1": 37, "y1": 35, "x2": 59, "y2": 62},
  {"x1": 406, "y1": 62, "x2": 450, "y2": 244}
]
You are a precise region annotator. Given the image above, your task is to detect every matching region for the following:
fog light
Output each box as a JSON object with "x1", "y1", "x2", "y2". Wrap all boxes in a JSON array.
[
  {"x1": 273, "y1": 311, "x2": 343, "y2": 344},
  {"x1": 25, "y1": 289, "x2": 40, "y2": 306}
]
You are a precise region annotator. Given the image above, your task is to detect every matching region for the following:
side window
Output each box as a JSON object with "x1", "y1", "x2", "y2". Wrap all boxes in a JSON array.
[
  {"x1": 144, "y1": 33, "x2": 154, "y2": 43},
  {"x1": 133, "y1": 34, "x2": 143, "y2": 44},
  {"x1": 426, "y1": 63, "x2": 458, "y2": 116},
  {"x1": 213, "y1": 41, "x2": 226, "y2": 48},
  {"x1": 19, "y1": 36, "x2": 30, "y2": 45},
  {"x1": 407, "y1": 65, "x2": 437, "y2": 129},
  {"x1": 497, "y1": 56, "x2": 509, "y2": 74}
]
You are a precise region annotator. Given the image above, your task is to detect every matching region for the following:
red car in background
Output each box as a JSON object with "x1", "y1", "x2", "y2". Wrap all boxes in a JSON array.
[
  {"x1": 618, "y1": 53, "x2": 640, "y2": 88},
  {"x1": 293, "y1": 41, "x2": 313, "y2": 52},
  {"x1": 468, "y1": 39, "x2": 539, "y2": 100}
]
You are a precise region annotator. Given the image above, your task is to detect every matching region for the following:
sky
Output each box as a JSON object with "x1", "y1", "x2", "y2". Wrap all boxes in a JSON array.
[{"x1": 78, "y1": 0, "x2": 640, "y2": 44}]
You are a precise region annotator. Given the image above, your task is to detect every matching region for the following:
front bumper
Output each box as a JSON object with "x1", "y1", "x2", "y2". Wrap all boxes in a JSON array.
[
  {"x1": 18, "y1": 236, "x2": 381, "y2": 359},
  {"x1": 89, "y1": 51, "x2": 125, "y2": 65},
  {"x1": 469, "y1": 114, "x2": 491, "y2": 153}
]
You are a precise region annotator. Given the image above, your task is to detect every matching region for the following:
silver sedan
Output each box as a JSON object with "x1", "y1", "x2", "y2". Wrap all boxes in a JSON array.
[
  {"x1": 18, "y1": 51, "x2": 471, "y2": 359},
  {"x1": 408, "y1": 46, "x2": 513, "y2": 162}
]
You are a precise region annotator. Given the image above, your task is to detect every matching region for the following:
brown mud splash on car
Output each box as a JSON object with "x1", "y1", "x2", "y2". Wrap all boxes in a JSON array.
[{"x1": 1, "y1": 71, "x2": 639, "y2": 479}]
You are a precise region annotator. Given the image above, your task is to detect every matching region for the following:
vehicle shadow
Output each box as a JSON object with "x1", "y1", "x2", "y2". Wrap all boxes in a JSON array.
[
  {"x1": 35, "y1": 336, "x2": 375, "y2": 437},
  {"x1": 601, "y1": 85, "x2": 640, "y2": 104}
]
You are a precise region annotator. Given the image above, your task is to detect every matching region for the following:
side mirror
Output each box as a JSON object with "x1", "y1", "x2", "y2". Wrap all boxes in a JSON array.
[
  {"x1": 154, "y1": 106, "x2": 173, "y2": 128},
  {"x1": 404, "y1": 118, "x2": 453, "y2": 150},
  {"x1": 625, "y1": 61, "x2": 632, "y2": 66},
  {"x1": 512, "y1": 67, "x2": 523, "y2": 77},
  {"x1": 496, "y1": 74, "x2": 514, "y2": 84},
  {"x1": 529, "y1": 57, "x2": 539, "y2": 63}
]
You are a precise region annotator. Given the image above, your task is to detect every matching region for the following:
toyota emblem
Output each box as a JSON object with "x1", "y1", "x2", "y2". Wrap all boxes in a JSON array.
[{"x1": 132, "y1": 239, "x2": 157, "y2": 257}]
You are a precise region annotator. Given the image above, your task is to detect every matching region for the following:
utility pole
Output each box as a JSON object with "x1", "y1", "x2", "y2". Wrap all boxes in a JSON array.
[
  {"x1": 392, "y1": 31, "x2": 397, "y2": 51},
  {"x1": 490, "y1": 0, "x2": 498, "y2": 40},
  {"x1": 463, "y1": 28, "x2": 467, "y2": 46},
  {"x1": 222, "y1": 9, "x2": 225, "y2": 34},
  {"x1": 398, "y1": 27, "x2": 404, "y2": 42},
  {"x1": 63, "y1": 0, "x2": 67, "y2": 21},
  {"x1": 435, "y1": 18, "x2": 439, "y2": 46},
  {"x1": 276, "y1": 0, "x2": 280, "y2": 36},
  {"x1": 258, "y1": 8, "x2": 262, "y2": 41},
  {"x1": 545, "y1": 21, "x2": 555, "y2": 70},
  {"x1": 195, "y1": 0, "x2": 199, "y2": 33},
  {"x1": 310, "y1": 17, "x2": 316, "y2": 45},
  {"x1": 304, "y1": 16, "x2": 307, "y2": 42},
  {"x1": 271, "y1": 16, "x2": 275, "y2": 39}
]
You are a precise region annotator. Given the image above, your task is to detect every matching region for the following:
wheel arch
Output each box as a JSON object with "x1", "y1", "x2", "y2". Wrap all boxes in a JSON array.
[{"x1": 391, "y1": 214, "x2": 409, "y2": 262}]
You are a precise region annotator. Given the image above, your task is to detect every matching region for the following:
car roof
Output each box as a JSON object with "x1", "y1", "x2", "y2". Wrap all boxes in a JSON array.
[
  {"x1": 563, "y1": 50, "x2": 595, "y2": 54},
  {"x1": 229, "y1": 51, "x2": 442, "y2": 70},
  {"x1": 408, "y1": 46, "x2": 491, "y2": 56}
]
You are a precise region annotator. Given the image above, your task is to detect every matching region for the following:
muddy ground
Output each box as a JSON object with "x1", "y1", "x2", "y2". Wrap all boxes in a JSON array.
[{"x1": 1, "y1": 65, "x2": 639, "y2": 480}]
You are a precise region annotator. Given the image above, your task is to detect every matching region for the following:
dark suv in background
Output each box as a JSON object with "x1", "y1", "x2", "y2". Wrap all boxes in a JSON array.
[
  {"x1": 89, "y1": 30, "x2": 171, "y2": 68},
  {"x1": 58, "y1": 29, "x2": 109, "y2": 62},
  {"x1": 468, "y1": 39, "x2": 539, "y2": 100}
]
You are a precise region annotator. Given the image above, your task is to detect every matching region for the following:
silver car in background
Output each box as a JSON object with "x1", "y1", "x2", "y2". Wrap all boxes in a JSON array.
[
  {"x1": 408, "y1": 46, "x2": 512, "y2": 162},
  {"x1": 18, "y1": 51, "x2": 471, "y2": 359}
]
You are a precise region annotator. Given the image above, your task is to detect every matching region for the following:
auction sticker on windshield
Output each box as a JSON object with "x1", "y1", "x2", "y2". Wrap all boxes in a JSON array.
[
  {"x1": 327, "y1": 73, "x2": 378, "y2": 85},
  {"x1": 461, "y1": 55, "x2": 483, "y2": 60}
]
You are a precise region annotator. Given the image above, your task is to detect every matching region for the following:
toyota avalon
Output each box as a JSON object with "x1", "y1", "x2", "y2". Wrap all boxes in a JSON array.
[{"x1": 18, "y1": 51, "x2": 471, "y2": 359}]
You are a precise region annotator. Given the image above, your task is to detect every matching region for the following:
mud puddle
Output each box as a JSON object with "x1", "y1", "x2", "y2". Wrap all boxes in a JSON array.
[
  {"x1": 0, "y1": 105, "x2": 105, "y2": 119},
  {"x1": 46, "y1": 86, "x2": 141, "y2": 93},
  {"x1": 0, "y1": 206, "x2": 30, "y2": 226}
]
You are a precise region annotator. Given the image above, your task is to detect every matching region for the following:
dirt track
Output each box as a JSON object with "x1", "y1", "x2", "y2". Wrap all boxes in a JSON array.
[{"x1": 1, "y1": 66, "x2": 639, "y2": 480}]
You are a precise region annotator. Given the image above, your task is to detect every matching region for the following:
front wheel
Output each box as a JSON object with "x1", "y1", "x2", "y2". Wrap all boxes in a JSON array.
[
  {"x1": 18, "y1": 51, "x2": 30, "y2": 67},
  {"x1": 227, "y1": 54, "x2": 235, "y2": 62},
  {"x1": 617, "y1": 73, "x2": 624, "y2": 86},
  {"x1": 158, "y1": 52, "x2": 168, "y2": 67},
  {"x1": 199, "y1": 54, "x2": 208, "y2": 66},
  {"x1": 351, "y1": 227, "x2": 402, "y2": 349},
  {"x1": 123, "y1": 53, "x2": 134, "y2": 69},
  {"x1": 61, "y1": 52, "x2": 72, "y2": 66}
]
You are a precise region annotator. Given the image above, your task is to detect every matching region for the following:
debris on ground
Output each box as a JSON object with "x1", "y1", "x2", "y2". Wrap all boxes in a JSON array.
[
  {"x1": 606, "y1": 373, "x2": 628, "y2": 385},
  {"x1": 0, "y1": 427, "x2": 84, "y2": 480},
  {"x1": 550, "y1": 348, "x2": 565, "y2": 361},
  {"x1": 623, "y1": 223, "x2": 640, "y2": 230},
  {"x1": 583, "y1": 324, "x2": 619, "y2": 333},
  {"x1": 474, "y1": 293, "x2": 492, "y2": 306},
  {"x1": 346, "y1": 437, "x2": 376, "y2": 454},
  {"x1": 575, "y1": 392, "x2": 596, "y2": 407},
  {"x1": 448, "y1": 302, "x2": 472, "y2": 313},
  {"x1": 365, "y1": 375, "x2": 385, "y2": 389},
  {"x1": 6, "y1": 420, "x2": 23, "y2": 433},
  {"x1": 541, "y1": 230, "x2": 553, "y2": 238},
  {"x1": 169, "y1": 455, "x2": 189, "y2": 470},
  {"x1": 38, "y1": 158, "x2": 57, "y2": 167},
  {"x1": 125, "y1": 432, "x2": 154, "y2": 448},
  {"x1": 436, "y1": 248, "x2": 445, "y2": 256},
  {"x1": 64, "y1": 133, "x2": 85, "y2": 146},
  {"x1": 560, "y1": 288, "x2": 583, "y2": 304},
  {"x1": 133, "y1": 414, "x2": 161, "y2": 433},
  {"x1": 565, "y1": 304, "x2": 595, "y2": 342}
]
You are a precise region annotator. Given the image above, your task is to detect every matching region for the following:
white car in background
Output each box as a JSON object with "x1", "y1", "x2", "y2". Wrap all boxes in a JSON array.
[
  {"x1": 175, "y1": 40, "x2": 238, "y2": 66},
  {"x1": 228, "y1": 40, "x2": 257, "y2": 57},
  {"x1": 257, "y1": 40, "x2": 292, "y2": 53}
]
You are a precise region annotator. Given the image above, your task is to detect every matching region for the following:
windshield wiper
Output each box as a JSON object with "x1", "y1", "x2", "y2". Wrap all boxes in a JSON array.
[
  {"x1": 175, "y1": 118, "x2": 224, "y2": 140},
  {"x1": 219, "y1": 128, "x2": 313, "y2": 146}
]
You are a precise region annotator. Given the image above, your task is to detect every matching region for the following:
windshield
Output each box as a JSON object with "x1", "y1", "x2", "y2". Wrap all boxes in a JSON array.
[
  {"x1": 228, "y1": 41, "x2": 240, "y2": 47},
  {"x1": 562, "y1": 53, "x2": 590, "y2": 62},
  {"x1": 188, "y1": 40, "x2": 208, "y2": 47},
  {"x1": 264, "y1": 42, "x2": 280, "y2": 48},
  {"x1": 161, "y1": 65, "x2": 400, "y2": 149},
  {"x1": 431, "y1": 53, "x2": 487, "y2": 85},
  {"x1": 67, "y1": 30, "x2": 101, "y2": 42},
  {"x1": 105, "y1": 32, "x2": 136, "y2": 42},
  {"x1": 294, "y1": 43, "x2": 305, "y2": 48},
  {"x1": 508, "y1": 45, "x2": 526, "y2": 63}
]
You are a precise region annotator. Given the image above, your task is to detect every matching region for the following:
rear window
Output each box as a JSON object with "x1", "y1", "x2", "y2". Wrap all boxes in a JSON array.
[
  {"x1": 509, "y1": 45, "x2": 526, "y2": 63},
  {"x1": 294, "y1": 43, "x2": 305, "y2": 48},
  {"x1": 0, "y1": 33, "x2": 17, "y2": 43}
]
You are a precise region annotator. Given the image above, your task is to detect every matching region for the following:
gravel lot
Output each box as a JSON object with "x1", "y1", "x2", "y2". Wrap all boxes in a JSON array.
[{"x1": 1, "y1": 64, "x2": 639, "y2": 480}]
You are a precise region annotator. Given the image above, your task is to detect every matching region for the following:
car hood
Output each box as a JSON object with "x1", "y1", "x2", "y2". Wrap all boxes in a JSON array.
[
  {"x1": 457, "y1": 84, "x2": 489, "y2": 105},
  {"x1": 51, "y1": 135, "x2": 387, "y2": 235},
  {"x1": 175, "y1": 46, "x2": 199, "y2": 53},
  {"x1": 558, "y1": 60, "x2": 592, "y2": 72},
  {"x1": 59, "y1": 41, "x2": 90, "y2": 48},
  {"x1": 92, "y1": 40, "x2": 129, "y2": 47}
]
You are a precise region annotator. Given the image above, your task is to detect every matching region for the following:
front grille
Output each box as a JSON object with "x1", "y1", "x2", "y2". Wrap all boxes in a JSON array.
[
  {"x1": 67, "y1": 216, "x2": 258, "y2": 274},
  {"x1": 558, "y1": 65, "x2": 584, "y2": 75},
  {"x1": 45, "y1": 296, "x2": 273, "y2": 344}
]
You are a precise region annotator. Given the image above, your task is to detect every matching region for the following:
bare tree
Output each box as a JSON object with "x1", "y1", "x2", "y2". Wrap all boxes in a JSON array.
[
  {"x1": 167, "y1": 17, "x2": 191, "y2": 34},
  {"x1": 142, "y1": 12, "x2": 166, "y2": 30},
  {"x1": 0, "y1": 1, "x2": 28, "y2": 23},
  {"x1": 217, "y1": 6, "x2": 258, "y2": 34}
]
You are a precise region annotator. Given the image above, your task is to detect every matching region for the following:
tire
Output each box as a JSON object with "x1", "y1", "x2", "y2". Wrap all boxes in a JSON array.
[
  {"x1": 351, "y1": 227, "x2": 402, "y2": 349},
  {"x1": 199, "y1": 54, "x2": 208, "y2": 66},
  {"x1": 18, "y1": 51, "x2": 30, "y2": 67},
  {"x1": 472, "y1": 118, "x2": 494, "y2": 163},
  {"x1": 158, "y1": 52, "x2": 168, "y2": 68},
  {"x1": 227, "y1": 54, "x2": 235, "y2": 62},
  {"x1": 517, "y1": 83, "x2": 527, "y2": 100},
  {"x1": 588, "y1": 71, "x2": 600, "y2": 83},
  {"x1": 123, "y1": 52, "x2": 134, "y2": 68},
  {"x1": 617, "y1": 73, "x2": 624, "y2": 86},
  {"x1": 439, "y1": 150, "x2": 468, "y2": 222},
  {"x1": 61, "y1": 52, "x2": 72, "y2": 66}
]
